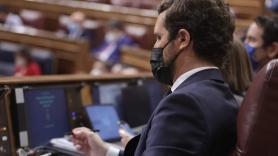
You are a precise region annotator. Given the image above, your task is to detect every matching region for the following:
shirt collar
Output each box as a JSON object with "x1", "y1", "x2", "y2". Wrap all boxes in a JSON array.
[{"x1": 171, "y1": 66, "x2": 218, "y2": 92}]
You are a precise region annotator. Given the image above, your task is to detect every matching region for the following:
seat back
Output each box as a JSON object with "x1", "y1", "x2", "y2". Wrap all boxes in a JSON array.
[
  {"x1": 31, "y1": 48, "x2": 55, "y2": 75},
  {"x1": 232, "y1": 59, "x2": 278, "y2": 156}
]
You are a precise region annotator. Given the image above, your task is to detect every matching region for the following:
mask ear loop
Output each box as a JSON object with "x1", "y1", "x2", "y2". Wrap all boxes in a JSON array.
[
  {"x1": 164, "y1": 29, "x2": 191, "y2": 66},
  {"x1": 162, "y1": 40, "x2": 171, "y2": 49},
  {"x1": 164, "y1": 41, "x2": 184, "y2": 67}
]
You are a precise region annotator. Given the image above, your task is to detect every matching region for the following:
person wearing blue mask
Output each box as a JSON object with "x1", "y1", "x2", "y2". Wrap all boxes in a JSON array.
[
  {"x1": 71, "y1": 0, "x2": 238, "y2": 156},
  {"x1": 266, "y1": 0, "x2": 278, "y2": 13},
  {"x1": 66, "y1": 11, "x2": 94, "y2": 48},
  {"x1": 67, "y1": 12, "x2": 86, "y2": 39},
  {"x1": 244, "y1": 16, "x2": 278, "y2": 72}
]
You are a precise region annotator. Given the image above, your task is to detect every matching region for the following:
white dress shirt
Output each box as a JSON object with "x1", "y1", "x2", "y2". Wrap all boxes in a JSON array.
[
  {"x1": 171, "y1": 66, "x2": 218, "y2": 92},
  {"x1": 106, "y1": 66, "x2": 218, "y2": 156},
  {"x1": 106, "y1": 145, "x2": 121, "y2": 156}
]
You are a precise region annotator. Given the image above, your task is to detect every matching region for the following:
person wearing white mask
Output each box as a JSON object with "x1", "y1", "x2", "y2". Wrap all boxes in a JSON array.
[
  {"x1": 92, "y1": 20, "x2": 134, "y2": 66},
  {"x1": 65, "y1": 11, "x2": 94, "y2": 46},
  {"x1": 67, "y1": 12, "x2": 84, "y2": 39},
  {"x1": 90, "y1": 21, "x2": 135, "y2": 76}
]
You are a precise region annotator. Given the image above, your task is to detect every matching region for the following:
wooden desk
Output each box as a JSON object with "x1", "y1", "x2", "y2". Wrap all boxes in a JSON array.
[
  {"x1": 0, "y1": 25, "x2": 92, "y2": 74},
  {"x1": 0, "y1": 73, "x2": 153, "y2": 156},
  {"x1": 227, "y1": 0, "x2": 265, "y2": 19},
  {"x1": 120, "y1": 46, "x2": 151, "y2": 71},
  {"x1": 0, "y1": 73, "x2": 153, "y2": 85}
]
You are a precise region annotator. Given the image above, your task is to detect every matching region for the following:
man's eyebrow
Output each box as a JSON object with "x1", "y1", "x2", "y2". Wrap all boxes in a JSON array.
[
  {"x1": 154, "y1": 32, "x2": 161, "y2": 36},
  {"x1": 247, "y1": 36, "x2": 256, "y2": 40}
]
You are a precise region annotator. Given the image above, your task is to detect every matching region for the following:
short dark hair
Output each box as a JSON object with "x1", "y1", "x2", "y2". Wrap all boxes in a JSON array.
[
  {"x1": 255, "y1": 16, "x2": 278, "y2": 47},
  {"x1": 158, "y1": 0, "x2": 235, "y2": 67},
  {"x1": 17, "y1": 46, "x2": 33, "y2": 64}
]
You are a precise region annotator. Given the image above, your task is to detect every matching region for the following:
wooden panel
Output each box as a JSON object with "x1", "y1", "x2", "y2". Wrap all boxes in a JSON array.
[
  {"x1": 3, "y1": 90, "x2": 16, "y2": 156},
  {"x1": 227, "y1": 0, "x2": 265, "y2": 19}
]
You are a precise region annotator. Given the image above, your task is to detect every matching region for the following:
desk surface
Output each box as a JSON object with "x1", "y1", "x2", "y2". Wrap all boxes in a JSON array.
[{"x1": 0, "y1": 73, "x2": 153, "y2": 85}]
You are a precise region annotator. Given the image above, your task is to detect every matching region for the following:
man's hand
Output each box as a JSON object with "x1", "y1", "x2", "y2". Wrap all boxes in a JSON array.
[
  {"x1": 72, "y1": 127, "x2": 108, "y2": 156},
  {"x1": 119, "y1": 128, "x2": 135, "y2": 147}
]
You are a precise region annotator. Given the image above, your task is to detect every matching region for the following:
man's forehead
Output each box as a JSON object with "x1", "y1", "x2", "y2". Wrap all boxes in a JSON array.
[
  {"x1": 248, "y1": 23, "x2": 263, "y2": 35},
  {"x1": 154, "y1": 12, "x2": 167, "y2": 34}
]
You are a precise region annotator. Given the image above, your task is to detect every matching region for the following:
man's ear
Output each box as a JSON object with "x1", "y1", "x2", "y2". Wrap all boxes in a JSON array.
[
  {"x1": 176, "y1": 29, "x2": 191, "y2": 51},
  {"x1": 267, "y1": 42, "x2": 278, "y2": 59}
]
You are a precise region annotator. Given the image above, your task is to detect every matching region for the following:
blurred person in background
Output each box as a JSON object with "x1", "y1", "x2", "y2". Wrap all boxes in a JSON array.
[
  {"x1": 221, "y1": 40, "x2": 253, "y2": 105},
  {"x1": 0, "y1": 5, "x2": 23, "y2": 28},
  {"x1": 90, "y1": 20, "x2": 135, "y2": 75},
  {"x1": 244, "y1": 16, "x2": 278, "y2": 72},
  {"x1": 66, "y1": 11, "x2": 93, "y2": 40},
  {"x1": 14, "y1": 46, "x2": 41, "y2": 77},
  {"x1": 92, "y1": 20, "x2": 134, "y2": 65},
  {"x1": 266, "y1": 0, "x2": 278, "y2": 13}
]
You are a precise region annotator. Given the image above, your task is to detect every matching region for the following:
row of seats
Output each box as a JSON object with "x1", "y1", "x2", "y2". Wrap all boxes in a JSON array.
[
  {"x1": 15, "y1": 10, "x2": 154, "y2": 49},
  {"x1": 0, "y1": 42, "x2": 55, "y2": 76},
  {"x1": 4, "y1": 0, "x2": 265, "y2": 51},
  {"x1": 83, "y1": 0, "x2": 160, "y2": 9}
]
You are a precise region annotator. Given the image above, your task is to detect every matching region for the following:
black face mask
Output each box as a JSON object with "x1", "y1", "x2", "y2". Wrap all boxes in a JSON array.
[{"x1": 150, "y1": 41, "x2": 174, "y2": 85}]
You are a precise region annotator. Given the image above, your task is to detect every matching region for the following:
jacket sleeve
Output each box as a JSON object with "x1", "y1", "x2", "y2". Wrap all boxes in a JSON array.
[{"x1": 142, "y1": 93, "x2": 209, "y2": 156}]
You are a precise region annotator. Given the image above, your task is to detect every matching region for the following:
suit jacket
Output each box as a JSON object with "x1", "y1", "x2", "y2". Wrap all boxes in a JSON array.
[{"x1": 122, "y1": 69, "x2": 238, "y2": 156}]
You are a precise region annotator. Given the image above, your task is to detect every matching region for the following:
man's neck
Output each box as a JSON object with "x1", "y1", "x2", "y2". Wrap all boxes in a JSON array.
[{"x1": 172, "y1": 55, "x2": 215, "y2": 83}]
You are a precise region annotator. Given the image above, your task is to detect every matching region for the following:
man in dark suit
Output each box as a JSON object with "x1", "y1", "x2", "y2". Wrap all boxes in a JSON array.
[{"x1": 72, "y1": 0, "x2": 238, "y2": 156}]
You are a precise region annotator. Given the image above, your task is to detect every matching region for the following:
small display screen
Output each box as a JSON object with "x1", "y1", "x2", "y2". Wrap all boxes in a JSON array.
[
  {"x1": 24, "y1": 87, "x2": 70, "y2": 147},
  {"x1": 86, "y1": 105, "x2": 120, "y2": 141}
]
